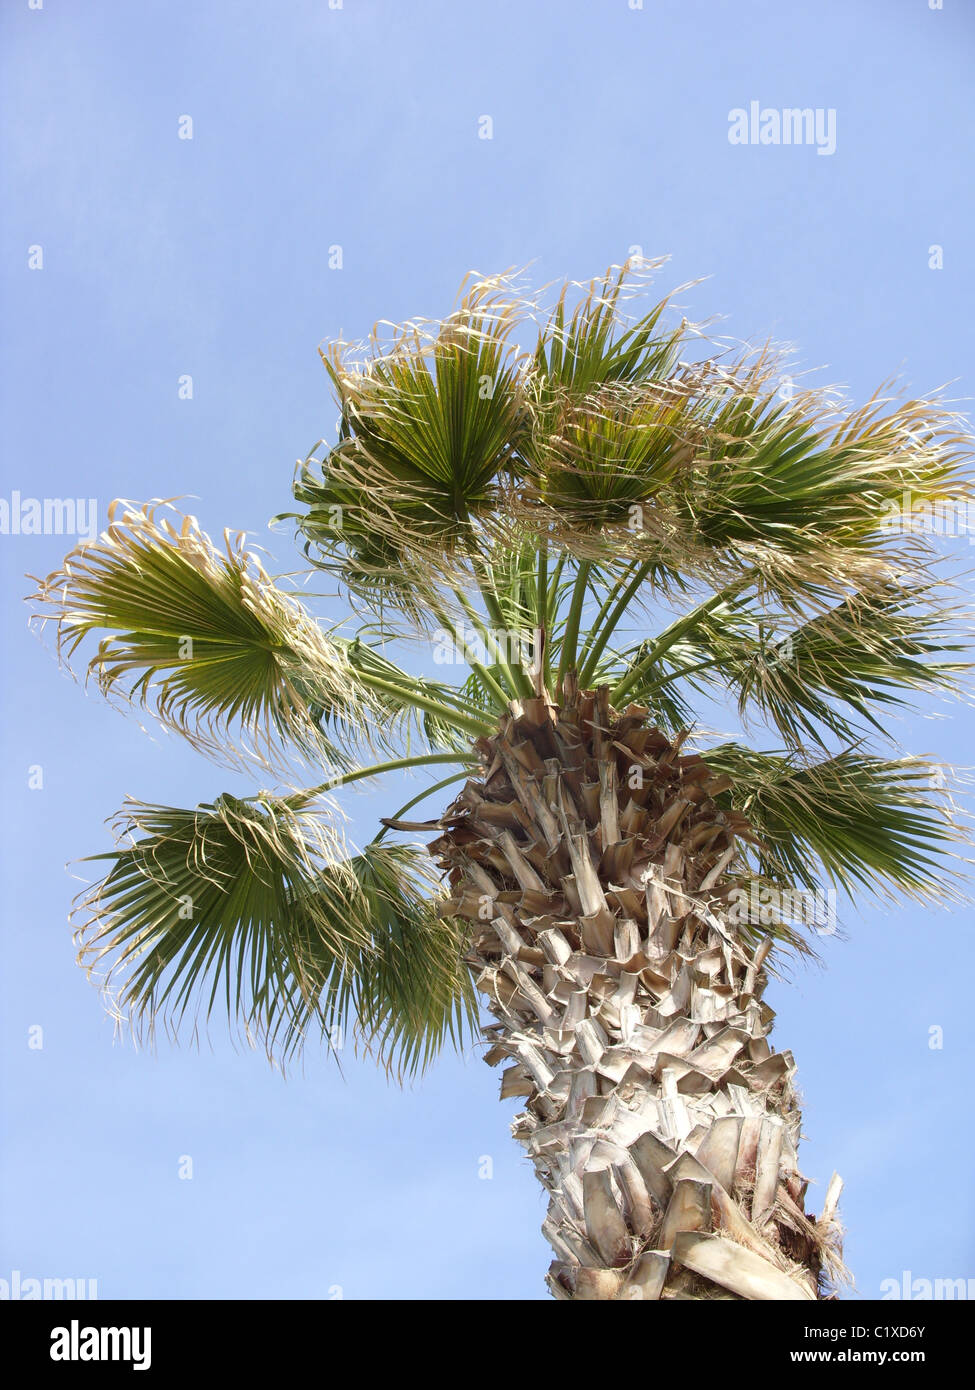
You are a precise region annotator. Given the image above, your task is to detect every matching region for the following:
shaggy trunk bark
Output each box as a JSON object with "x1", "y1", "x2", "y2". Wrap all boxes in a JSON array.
[{"x1": 431, "y1": 680, "x2": 846, "y2": 1301}]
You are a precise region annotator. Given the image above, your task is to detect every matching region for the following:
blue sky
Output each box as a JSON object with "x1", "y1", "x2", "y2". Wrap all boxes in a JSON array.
[{"x1": 2, "y1": 0, "x2": 973, "y2": 1300}]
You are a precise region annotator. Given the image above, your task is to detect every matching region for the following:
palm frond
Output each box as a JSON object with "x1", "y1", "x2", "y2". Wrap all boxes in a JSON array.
[
  {"x1": 329, "y1": 843, "x2": 479, "y2": 1076},
  {"x1": 284, "y1": 273, "x2": 528, "y2": 613},
  {"x1": 29, "y1": 501, "x2": 377, "y2": 771},
  {"x1": 670, "y1": 369, "x2": 972, "y2": 559},
  {"x1": 75, "y1": 794, "x2": 478, "y2": 1075},
  {"x1": 515, "y1": 344, "x2": 973, "y2": 597},
  {"x1": 703, "y1": 744, "x2": 969, "y2": 904},
  {"x1": 29, "y1": 499, "x2": 490, "y2": 766},
  {"x1": 284, "y1": 263, "x2": 972, "y2": 623},
  {"x1": 341, "y1": 637, "x2": 488, "y2": 751},
  {"x1": 530, "y1": 258, "x2": 685, "y2": 397},
  {"x1": 619, "y1": 580, "x2": 970, "y2": 748}
]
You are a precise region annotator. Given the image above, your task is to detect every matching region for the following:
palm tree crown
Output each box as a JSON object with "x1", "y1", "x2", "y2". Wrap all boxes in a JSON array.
[{"x1": 31, "y1": 259, "x2": 972, "y2": 1083}]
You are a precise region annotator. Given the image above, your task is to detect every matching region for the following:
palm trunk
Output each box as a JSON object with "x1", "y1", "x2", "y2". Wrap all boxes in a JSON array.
[{"x1": 432, "y1": 679, "x2": 846, "y2": 1301}]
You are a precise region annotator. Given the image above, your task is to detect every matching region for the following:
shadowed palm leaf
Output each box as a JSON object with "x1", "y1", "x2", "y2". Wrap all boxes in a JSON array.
[
  {"x1": 76, "y1": 796, "x2": 476, "y2": 1075},
  {"x1": 618, "y1": 581, "x2": 969, "y2": 748},
  {"x1": 703, "y1": 744, "x2": 967, "y2": 901}
]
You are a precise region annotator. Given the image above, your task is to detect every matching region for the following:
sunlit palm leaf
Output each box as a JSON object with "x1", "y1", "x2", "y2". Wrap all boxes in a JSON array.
[
  {"x1": 284, "y1": 274, "x2": 527, "y2": 613},
  {"x1": 530, "y1": 259, "x2": 684, "y2": 398},
  {"x1": 30, "y1": 500, "x2": 379, "y2": 771},
  {"x1": 669, "y1": 371, "x2": 970, "y2": 556},
  {"x1": 524, "y1": 364, "x2": 972, "y2": 593}
]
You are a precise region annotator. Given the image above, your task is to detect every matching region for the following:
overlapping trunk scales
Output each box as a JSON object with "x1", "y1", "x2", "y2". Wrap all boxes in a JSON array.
[{"x1": 431, "y1": 680, "x2": 846, "y2": 1301}]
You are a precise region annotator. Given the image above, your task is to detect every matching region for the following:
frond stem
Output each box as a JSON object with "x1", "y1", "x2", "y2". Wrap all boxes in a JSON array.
[
  {"x1": 536, "y1": 537, "x2": 549, "y2": 688},
  {"x1": 301, "y1": 751, "x2": 477, "y2": 801},
  {"x1": 371, "y1": 769, "x2": 472, "y2": 843},
  {"x1": 432, "y1": 605, "x2": 512, "y2": 712},
  {"x1": 451, "y1": 586, "x2": 523, "y2": 702},
  {"x1": 610, "y1": 572, "x2": 757, "y2": 705},
  {"x1": 469, "y1": 552, "x2": 535, "y2": 699},
  {"x1": 578, "y1": 560, "x2": 654, "y2": 685},
  {"x1": 355, "y1": 672, "x2": 494, "y2": 738},
  {"x1": 556, "y1": 559, "x2": 592, "y2": 695}
]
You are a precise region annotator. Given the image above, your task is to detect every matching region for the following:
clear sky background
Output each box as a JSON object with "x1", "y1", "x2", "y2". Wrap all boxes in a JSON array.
[{"x1": 2, "y1": 0, "x2": 973, "y2": 1301}]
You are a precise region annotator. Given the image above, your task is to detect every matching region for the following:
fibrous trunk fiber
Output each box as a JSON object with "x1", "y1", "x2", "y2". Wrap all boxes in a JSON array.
[{"x1": 430, "y1": 680, "x2": 845, "y2": 1301}]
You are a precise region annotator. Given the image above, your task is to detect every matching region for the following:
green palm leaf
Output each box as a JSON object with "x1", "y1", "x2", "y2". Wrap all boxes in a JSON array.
[
  {"x1": 703, "y1": 744, "x2": 967, "y2": 903},
  {"x1": 29, "y1": 500, "x2": 489, "y2": 768},
  {"x1": 30, "y1": 501, "x2": 372, "y2": 770},
  {"x1": 530, "y1": 260, "x2": 683, "y2": 397},
  {"x1": 669, "y1": 374, "x2": 969, "y2": 557},
  {"x1": 619, "y1": 582, "x2": 969, "y2": 748},
  {"x1": 75, "y1": 794, "x2": 477, "y2": 1074},
  {"x1": 284, "y1": 275, "x2": 527, "y2": 613}
]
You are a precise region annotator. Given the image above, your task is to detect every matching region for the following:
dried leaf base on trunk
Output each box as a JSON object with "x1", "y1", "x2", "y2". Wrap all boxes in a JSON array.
[{"x1": 431, "y1": 681, "x2": 846, "y2": 1301}]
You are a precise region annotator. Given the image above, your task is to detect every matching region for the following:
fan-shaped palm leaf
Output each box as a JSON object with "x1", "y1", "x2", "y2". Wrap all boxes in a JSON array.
[
  {"x1": 75, "y1": 794, "x2": 477, "y2": 1074},
  {"x1": 703, "y1": 743, "x2": 968, "y2": 902},
  {"x1": 29, "y1": 499, "x2": 491, "y2": 769},
  {"x1": 616, "y1": 581, "x2": 969, "y2": 748}
]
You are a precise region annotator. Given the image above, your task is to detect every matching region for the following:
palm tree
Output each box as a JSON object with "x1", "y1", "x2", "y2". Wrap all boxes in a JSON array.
[{"x1": 31, "y1": 261, "x2": 972, "y2": 1301}]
